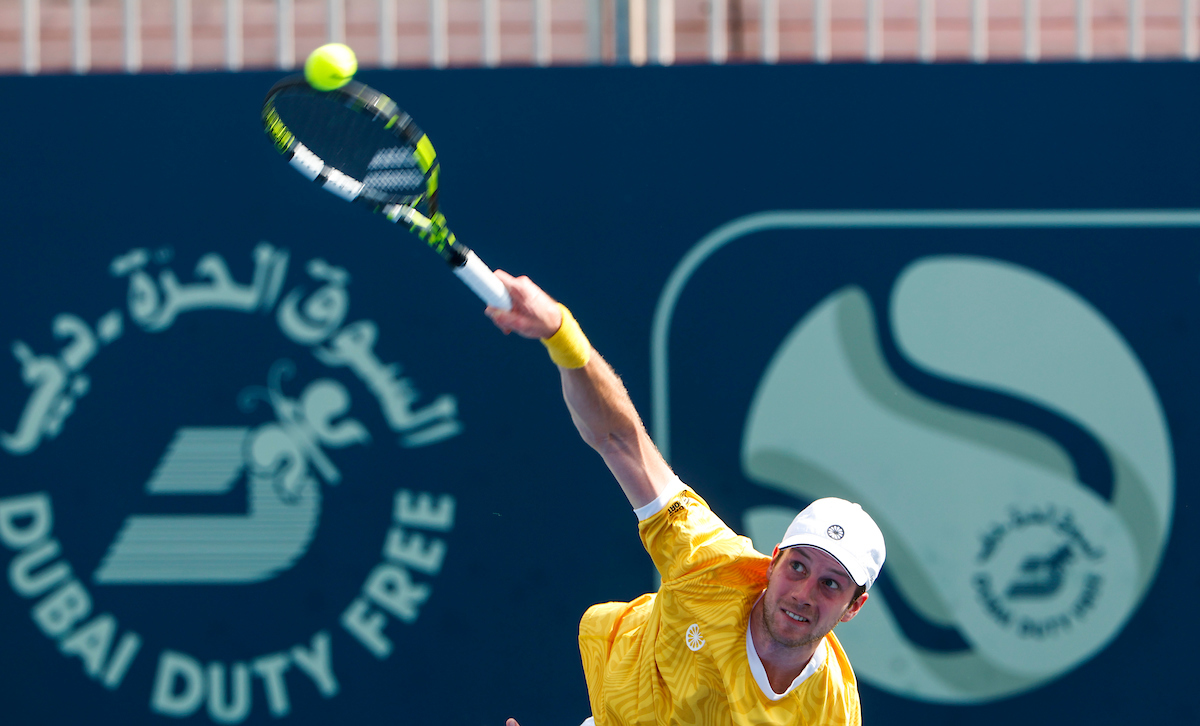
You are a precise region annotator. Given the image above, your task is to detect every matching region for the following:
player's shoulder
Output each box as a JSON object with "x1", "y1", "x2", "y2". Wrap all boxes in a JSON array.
[
  {"x1": 822, "y1": 630, "x2": 858, "y2": 687},
  {"x1": 642, "y1": 489, "x2": 762, "y2": 554},
  {"x1": 814, "y1": 632, "x2": 862, "y2": 723}
]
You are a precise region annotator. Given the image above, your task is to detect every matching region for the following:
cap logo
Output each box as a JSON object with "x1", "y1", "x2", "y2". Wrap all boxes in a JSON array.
[{"x1": 827, "y1": 524, "x2": 845, "y2": 540}]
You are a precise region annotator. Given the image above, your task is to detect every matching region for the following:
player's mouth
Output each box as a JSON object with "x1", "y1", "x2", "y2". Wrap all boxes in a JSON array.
[{"x1": 783, "y1": 609, "x2": 809, "y2": 624}]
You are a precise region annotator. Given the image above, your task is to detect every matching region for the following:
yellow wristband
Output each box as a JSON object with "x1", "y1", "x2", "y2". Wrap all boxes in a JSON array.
[{"x1": 541, "y1": 303, "x2": 592, "y2": 369}]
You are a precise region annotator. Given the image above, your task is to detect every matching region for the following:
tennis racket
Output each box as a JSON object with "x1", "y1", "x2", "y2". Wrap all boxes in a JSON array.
[{"x1": 261, "y1": 75, "x2": 512, "y2": 310}]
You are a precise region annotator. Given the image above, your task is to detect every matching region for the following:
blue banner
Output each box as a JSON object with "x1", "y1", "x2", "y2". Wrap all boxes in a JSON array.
[{"x1": 0, "y1": 62, "x2": 1197, "y2": 725}]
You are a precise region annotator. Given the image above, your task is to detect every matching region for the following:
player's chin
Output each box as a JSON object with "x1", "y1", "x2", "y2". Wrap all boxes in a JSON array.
[{"x1": 768, "y1": 625, "x2": 816, "y2": 649}]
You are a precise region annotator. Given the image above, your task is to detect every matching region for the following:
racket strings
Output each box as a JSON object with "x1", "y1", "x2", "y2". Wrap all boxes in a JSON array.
[
  {"x1": 363, "y1": 147, "x2": 426, "y2": 196},
  {"x1": 271, "y1": 91, "x2": 432, "y2": 207},
  {"x1": 263, "y1": 78, "x2": 496, "y2": 278}
]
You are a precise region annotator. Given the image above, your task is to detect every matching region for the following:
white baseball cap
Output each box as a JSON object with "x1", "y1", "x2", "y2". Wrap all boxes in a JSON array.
[{"x1": 777, "y1": 498, "x2": 886, "y2": 590}]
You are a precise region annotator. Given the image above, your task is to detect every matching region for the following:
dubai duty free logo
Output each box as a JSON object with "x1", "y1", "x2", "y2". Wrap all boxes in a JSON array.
[
  {"x1": 0, "y1": 243, "x2": 463, "y2": 722},
  {"x1": 653, "y1": 212, "x2": 1179, "y2": 705}
]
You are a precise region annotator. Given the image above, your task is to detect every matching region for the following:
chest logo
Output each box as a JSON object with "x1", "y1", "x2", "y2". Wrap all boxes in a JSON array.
[{"x1": 685, "y1": 623, "x2": 705, "y2": 652}]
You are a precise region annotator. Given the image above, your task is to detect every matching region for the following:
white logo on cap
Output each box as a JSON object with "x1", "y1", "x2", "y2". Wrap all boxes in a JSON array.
[{"x1": 826, "y1": 525, "x2": 845, "y2": 540}]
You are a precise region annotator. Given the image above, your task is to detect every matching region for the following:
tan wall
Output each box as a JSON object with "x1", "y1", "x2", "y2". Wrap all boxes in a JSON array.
[{"x1": 1, "y1": 0, "x2": 1197, "y2": 74}]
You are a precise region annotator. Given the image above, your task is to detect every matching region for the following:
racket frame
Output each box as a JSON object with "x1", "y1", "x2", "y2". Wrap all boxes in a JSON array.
[{"x1": 262, "y1": 76, "x2": 512, "y2": 310}]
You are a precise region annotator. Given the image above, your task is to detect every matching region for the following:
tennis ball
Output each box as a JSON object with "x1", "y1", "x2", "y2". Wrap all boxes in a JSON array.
[{"x1": 304, "y1": 43, "x2": 357, "y2": 92}]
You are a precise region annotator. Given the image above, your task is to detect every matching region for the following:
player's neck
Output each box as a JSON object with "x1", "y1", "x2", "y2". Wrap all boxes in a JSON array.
[{"x1": 749, "y1": 598, "x2": 819, "y2": 693}]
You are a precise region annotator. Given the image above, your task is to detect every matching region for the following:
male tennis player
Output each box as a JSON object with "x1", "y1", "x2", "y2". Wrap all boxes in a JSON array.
[{"x1": 486, "y1": 272, "x2": 885, "y2": 726}]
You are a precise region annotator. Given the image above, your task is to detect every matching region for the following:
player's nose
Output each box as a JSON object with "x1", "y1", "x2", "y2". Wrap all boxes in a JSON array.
[{"x1": 790, "y1": 575, "x2": 819, "y2": 603}]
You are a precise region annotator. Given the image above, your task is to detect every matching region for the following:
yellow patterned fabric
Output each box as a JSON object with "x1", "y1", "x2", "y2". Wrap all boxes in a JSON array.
[{"x1": 578, "y1": 489, "x2": 862, "y2": 726}]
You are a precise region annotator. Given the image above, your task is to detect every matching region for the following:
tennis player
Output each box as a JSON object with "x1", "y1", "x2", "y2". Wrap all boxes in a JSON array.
[{"x1": 487, "y1": 271, "x2": 885, "y2": 726}]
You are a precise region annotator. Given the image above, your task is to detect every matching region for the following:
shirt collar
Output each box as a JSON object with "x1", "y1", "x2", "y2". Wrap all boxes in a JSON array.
[{"x1": 745, "y1": 593, "x2": 826, "y2": 700}]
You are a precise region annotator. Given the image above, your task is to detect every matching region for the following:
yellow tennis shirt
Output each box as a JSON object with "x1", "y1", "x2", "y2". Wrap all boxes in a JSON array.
[{"x1": 578, "y1": 488, "x2": 862, "y2": 726}]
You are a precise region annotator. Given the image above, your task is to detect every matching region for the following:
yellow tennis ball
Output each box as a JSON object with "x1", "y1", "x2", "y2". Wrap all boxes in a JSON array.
[{"x1": 304, "y1": 43, "x2": 357, "y2": 91}]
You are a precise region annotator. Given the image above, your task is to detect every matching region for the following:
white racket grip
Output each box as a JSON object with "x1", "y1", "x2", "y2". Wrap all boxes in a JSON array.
[{"x1": 454, "y1": 250, "x2": 512, "y2": 310}]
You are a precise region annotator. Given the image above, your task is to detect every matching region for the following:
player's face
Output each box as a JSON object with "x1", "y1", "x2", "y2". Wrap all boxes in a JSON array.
[{"x1": 761, "y1": 546, "x2": 865, "y2": 649}]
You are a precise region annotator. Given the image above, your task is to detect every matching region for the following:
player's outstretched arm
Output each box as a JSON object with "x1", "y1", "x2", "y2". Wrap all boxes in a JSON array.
[{"x1": 486, "y1": 271, "x2": 678, "y2": 510}]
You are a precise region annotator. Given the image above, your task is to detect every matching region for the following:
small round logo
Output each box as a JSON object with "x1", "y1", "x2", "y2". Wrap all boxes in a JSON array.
[
  {"x1": 827, "y1": 525, "x2": 845, "y2": 540},
  {"x1": 685, "y1": 623, "x2": 705, "y2": 652},
  {"x1": 973, "y1": 506, "x2": 1107, "y2": 641}
]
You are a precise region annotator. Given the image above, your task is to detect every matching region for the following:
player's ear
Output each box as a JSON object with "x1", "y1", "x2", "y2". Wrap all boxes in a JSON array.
[
  {"x1": 840, "y1": 592, "x2": 868, "y2": 623},
  {"x1": 766, "y1": 545, "x2": 781, "y2": 576}
]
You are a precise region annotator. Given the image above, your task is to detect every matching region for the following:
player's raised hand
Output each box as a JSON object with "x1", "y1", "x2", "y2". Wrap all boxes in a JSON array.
[
  {"x1": 485, "y1": 271, "x2": 563, "y2": 340},
  {"x1": 505, "y1": 719, "x2": 521, "y2": 726}
]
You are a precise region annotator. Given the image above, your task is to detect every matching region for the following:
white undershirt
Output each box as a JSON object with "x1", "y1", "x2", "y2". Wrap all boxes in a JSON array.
[
  {"x1": 746, "y1": 595, "x2": 825, "y2": 700},
  {"x1": 632, "y1": 476, "x2": 687, "y2": 521}
]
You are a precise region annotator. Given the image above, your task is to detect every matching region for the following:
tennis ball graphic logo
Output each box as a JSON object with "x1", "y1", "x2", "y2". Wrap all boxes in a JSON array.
[{"x1": 741, "y1": 256, "x2": 1172, "y2": 703}]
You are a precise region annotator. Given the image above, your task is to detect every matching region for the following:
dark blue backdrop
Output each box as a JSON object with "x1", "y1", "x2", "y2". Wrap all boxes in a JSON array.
[{"x1": 0, "y1": 62, "x2": 1197, "y2": 725}]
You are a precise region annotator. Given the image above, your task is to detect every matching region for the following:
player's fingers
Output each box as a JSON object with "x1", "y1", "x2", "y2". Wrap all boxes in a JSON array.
[
  {"x1": 484, "y1": 305, "x2": 509, "y2": 320},
  {"x1": 488, "y1": 274, "x2": 535, "y2": 319},
  {"x1": 502, "y1": 272, "x2": 557, "y2": 308},
  {"x1": 494, "y1": 269, "x2": 535, "y2": 300},
  {"x1": 483, "y1": 307, "x2": 511, "y2": 332},
  {"x1": 486, "y1": 272, "x2": 561, "y2": 338},
  {"x1": 505, "y1": 719, "x2": 520, "y2": 726},
  {"x1": 492, "y1": 270, "x2": 536, "y2": 310}
]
